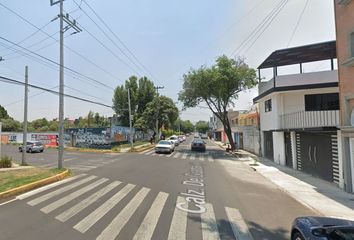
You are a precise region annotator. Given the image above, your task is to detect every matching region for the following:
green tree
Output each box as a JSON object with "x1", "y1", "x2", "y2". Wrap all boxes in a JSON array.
[
  {"x1": 1, "y1": 118, "x2": 21, "y2": 131},
  {"x1": 195, "y1": 120, "x2": 209, "y2": 133},
  {"x1": 135, "y1": 96, "x2": 179, "y2": 135},
  {"x1": 87, "y1": 111, "x2": 94, "y2": 127},
  {"x1": 179, "y1": 55, "x2": 257, "y2": 150},
  {"x1": 113, "y1": 76, "x2": 155, "y2": 127},
  {"x1": 0, "y1": 105, "x2": 9, "y2": 119},
  {"x1": 181, "y1": 120, "x2": 194, "y2": 133},
  {"x1": 30, "y1": 118, "x2": 49, "y2": 130}
]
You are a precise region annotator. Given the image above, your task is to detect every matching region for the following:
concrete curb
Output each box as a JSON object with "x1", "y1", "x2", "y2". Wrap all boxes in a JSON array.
[
  {"x1": 132, "y1": 144, "x2": 156, "y2": 152},
  {"x1": 0, "y1": 169, "x2": 70, "y2": 200}
]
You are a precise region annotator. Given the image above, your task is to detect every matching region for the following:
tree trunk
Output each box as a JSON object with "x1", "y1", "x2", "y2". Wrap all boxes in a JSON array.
[{"x1": 223, "y1": 123, "x2": 235, "y2": 151}]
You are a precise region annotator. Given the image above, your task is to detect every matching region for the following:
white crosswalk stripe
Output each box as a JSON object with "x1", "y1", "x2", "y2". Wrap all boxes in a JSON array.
[
  {"x1": 133, "y1": 192, "x2": 169, "y2": 240},
  {"x1": 190, "y1": 154, "x2": 196, "y2": 160},
  {"x1": 168, "y1": 196, "x2": 188, "y2": 240},
  {"x1": 139, "y1": 148, "x2": 154, "y2": 154},
  {"x1": 74, "y1": 183, "x2": 136, "y2": 233},
  {"x1": 208, "y1": 155, "x2": 214, "y2": 162},
  {"x1": 56, "y1": 181, "x2": 121, "y2": 222},
  {"x1": 17, "y1": 174, "x2": 87, "y2": 200},
  {"x1": 145, "y1": 150, "x2": 154, "y2": 155},
  {"x1": 199, "y1": 154, "x2": 205, "y2": 161},
  {"x1": 182, "y1": 153, "x2": 188, "y2": 159},
  {"x1": 22, "y1": 175, "x2": 253, "y2": 240},
  {"x1": 173, "y1": 152, "x2": 182, "y2": 158},
  {"x1": 96, "y1": 187, "x2": 150, "y2": 240},
  {"x1": 27, "y1": 175, "x2": 97, "y2": 206},
  {"x1": 40, "y1": 178, "x2": 109, "y2": 214},
  {"x1": 201, "y1": 203, "x2": 220, "y2": 240},
  {"x1": 225, "y1": 207, "x2": 254, "y2": 240}
]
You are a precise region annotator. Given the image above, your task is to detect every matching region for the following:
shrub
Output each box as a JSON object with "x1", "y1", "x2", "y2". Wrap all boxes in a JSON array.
[{"x1": 0, "y1": 155, "x2": 12, "y2": 168}]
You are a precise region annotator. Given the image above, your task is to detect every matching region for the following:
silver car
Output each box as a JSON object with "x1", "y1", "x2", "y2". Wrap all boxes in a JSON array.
[{"x1": 19, "y1": 141, "x2": 44, "y2": 153}]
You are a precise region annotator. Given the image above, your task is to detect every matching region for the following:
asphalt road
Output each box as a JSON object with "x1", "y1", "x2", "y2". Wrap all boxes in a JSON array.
[{"x1": 0, "y1": 137, "x2": 317, "y2": 240}]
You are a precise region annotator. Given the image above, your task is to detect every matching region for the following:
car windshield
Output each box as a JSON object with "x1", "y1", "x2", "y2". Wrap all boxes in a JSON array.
[{"x1": 158, "y1": 141, "x2": 171, "y2": 145}]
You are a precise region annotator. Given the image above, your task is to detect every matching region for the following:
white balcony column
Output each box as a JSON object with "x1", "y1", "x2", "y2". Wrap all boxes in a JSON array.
[
  {"x1": 337, "y1": 130, "x2": 345, "y2": 189},
  {"x1": 290, "y1": 131, "x2": 297, "y2": 169}
]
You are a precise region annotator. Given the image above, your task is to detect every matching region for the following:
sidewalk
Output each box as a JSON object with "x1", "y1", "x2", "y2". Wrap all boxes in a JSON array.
[{"x1": 213, "y1": 140, "x2": 354, "y2": 220}]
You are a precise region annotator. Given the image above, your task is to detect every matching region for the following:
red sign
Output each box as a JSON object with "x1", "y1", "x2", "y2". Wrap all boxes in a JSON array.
[{"x1": 31, "y1": 134, "x2": 58, "y2": 147}]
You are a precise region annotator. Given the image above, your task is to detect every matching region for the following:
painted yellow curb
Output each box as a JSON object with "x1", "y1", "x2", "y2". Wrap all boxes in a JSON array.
[{"x1": 0, "y1": 169, "x2": 70, "y2": 200}]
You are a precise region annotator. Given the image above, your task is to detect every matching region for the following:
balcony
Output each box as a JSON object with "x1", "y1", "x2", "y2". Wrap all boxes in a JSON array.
[
  {"x1": 279, "y1": 110, "x2": 340, "y2": 129},
  {"x1": 258, "y1": 70, "x2": 338, "y2": 96}
]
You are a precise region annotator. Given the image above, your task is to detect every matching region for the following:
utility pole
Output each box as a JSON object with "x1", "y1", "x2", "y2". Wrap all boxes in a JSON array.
[
  {"x1": 154, "y1": 86, "x2": 164, "y2": 142},
  {"x1": 22, "y1": 66, "x2": 28, "y2": 166},
  {"x1": 127, "y1": 88, "x2": 133, "y2": 149},
  {"x1": 50, "y1": 0, "x2": 81, "y2": 169}
]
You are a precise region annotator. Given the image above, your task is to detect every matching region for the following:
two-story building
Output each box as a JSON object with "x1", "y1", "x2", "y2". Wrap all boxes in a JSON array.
[
  {"x1": 254, "y1": 41, "x2": 342, "y2": 186},
  {"x1": 334, "y1": 0, "x2": 354, "y2": 192}
]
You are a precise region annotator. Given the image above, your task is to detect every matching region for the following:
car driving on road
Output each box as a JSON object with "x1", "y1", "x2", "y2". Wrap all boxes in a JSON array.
[
  {"x1": 291, "y1": 216, "x2": 354, "y2": 240},
  {"x1": 191, "y1": 138, "x2": 206, "y2": 152},
  {"x1": 19, "y1": 141, "x2": 44, "y2": 153},
  {"x1": 155, "y1": 140, "x2": 175, "y2": 154},
  {"x1": 167, "y1": 135, "x2": 179, "y2": 146}
]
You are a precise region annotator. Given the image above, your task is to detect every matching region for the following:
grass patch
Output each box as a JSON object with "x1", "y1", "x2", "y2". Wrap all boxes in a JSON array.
[
  {"x1": 0, "y1": 155, "x2": 13, "y2": 168},
  {"x1": 0, "y1": 168, "x2": 66, "y2": 193},
  {"x1": 118, "y1": 141, "x2": 149, "y2": 148}
]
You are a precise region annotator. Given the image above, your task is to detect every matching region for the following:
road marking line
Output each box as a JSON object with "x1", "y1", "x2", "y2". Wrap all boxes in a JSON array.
[
  {"x1": 72, "y1": 165, "x2": 97, "y2": 169},
  {"x1": 56, "y1": 181, "x2": 121, "y2": 222},
  {"x1": 17, "y1": 174, "x2": 87, "y2": 200},
  {"x1": 27, "y1": 175, "x2": 97, "y2": 206},
  {"x1": 132, "y1": 191, "x2": 169, "y2": 240},
  {"x1": 40, "y1": 178, "x2": 109, "y2": 214},
  {"x1": 190, "y1": 154, "x2": 196, "y2": 160},
  {"x1": 168, "y1": 196, "x2": 188, "y2": 240},
  {"x1": 182, "y1": 153, "x2": 188, "y2": 159},
  {"x1": 73, "y1": 183, "x2": 135, "y2": 233},
  {"x1": 167, "y1": 152, "x2": 174, "y2": 158},
  {"x1": 96, "y1": 187, "x2": 150, "y2": 240},
  {"x1": 199, "y1": 154, "x2": 205, "y2": 162},
  {"x1": 0, "y1": 198, "x2": 17, "y2": 206},
  {"x1": 173, "y1": 152, "x2": 182, "y2": 158},
  {"x1": 139, "y1": 148, "x2": 154, "y2": 154},
  {"x1": 145, "y1": 150, "x2": 154, "y2": 155},
  {"x1": 225, "y1": 207, "x2": 254, "y2": 240},
  {"x1": 201, "y1": 203, "x2": 220, "y2": 240},
  {"x1": 208, "y1": 155, "x2": 214, "y2": 163}
]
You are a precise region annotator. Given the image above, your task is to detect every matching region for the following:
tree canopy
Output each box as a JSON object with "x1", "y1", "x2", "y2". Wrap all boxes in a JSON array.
[
  {"x1": 135, "y1": 95, "x2": 179, "y2": 133},
  {"x1": 0, "y1": 105, "x2": 9, "y2": 119},
  {"x1": 112, "y1": 76, "x2": 155, "y2": 127},
  {"x1": 195, "y1": 120, "x2": 209, "y2": 133},
  {"x1": 179, "y1": 55, "x2": 257, "y2": 150}
]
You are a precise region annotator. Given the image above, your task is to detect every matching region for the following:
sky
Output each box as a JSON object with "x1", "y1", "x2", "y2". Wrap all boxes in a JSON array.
[{"x1": 0, "y1": 0, "x2": 336, "y2": 123}]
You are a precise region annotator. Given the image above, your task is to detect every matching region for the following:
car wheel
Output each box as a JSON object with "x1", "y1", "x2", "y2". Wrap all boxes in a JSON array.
[
  {"x1": 19, "y1": 148, "x2": 22, "y2": 152},
  {"x1": 292, "y1": 231, "x2": 305, "y2": 240},
  {"x1": 28, "y1": 148, "x2": 32, "y2": 153},
  {"x1": 40, "y1": 150, "x2": 44, "y2": 153}
]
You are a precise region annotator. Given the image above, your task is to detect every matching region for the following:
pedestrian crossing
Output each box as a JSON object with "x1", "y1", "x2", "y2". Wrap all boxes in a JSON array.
[
  {"x1": 41, "y1": 158, "x2": 117, "y2": 172},
  {"x1": 18, "y1": 174, "x2": 254, "y2": 240},
  {"x1": 140, "y1": 150, "x2": 216, "y2": 163}
]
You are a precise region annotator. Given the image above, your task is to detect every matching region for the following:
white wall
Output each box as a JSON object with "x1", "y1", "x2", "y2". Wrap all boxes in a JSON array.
[
  {"x1": 275, "y1": 70, "x2": 338, "y2": 88},
  {"x1": 273, "y1": 131, "x2": 285, "y2": 165},
  {"x1": 259, "y1": 87, "x2": 338, "y2": 131}
]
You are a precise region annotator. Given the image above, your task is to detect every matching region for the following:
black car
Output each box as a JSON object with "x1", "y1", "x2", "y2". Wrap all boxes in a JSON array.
[
  {"x1": 291, "y1": 216, "x2": 354, "y2": 240},
  {"x1": 191, "y1": 139, "x2": 206, "y2": 152}
]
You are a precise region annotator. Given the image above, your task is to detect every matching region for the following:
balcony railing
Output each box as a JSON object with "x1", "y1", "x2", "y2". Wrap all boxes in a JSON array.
[{"x1": 279, "y1": 110, "x2": 339, "y2": 129}]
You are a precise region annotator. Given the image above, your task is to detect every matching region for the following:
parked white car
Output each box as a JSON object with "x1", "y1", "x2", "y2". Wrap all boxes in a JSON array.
[
  {"x1": 155, "y1": 140, "x2": 175, "y2": 154},
  {"x1": 168, "y1": 136, "x2": 179, "y2": 146}
]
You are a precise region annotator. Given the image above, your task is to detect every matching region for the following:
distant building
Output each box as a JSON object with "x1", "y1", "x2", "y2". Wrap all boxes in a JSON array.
[
  {"x1": 210, "y1": 110, "x2": 238, "y2": 143},
  {"x1": 334, "y1": 0, "x2": 354, "y2": 192}
]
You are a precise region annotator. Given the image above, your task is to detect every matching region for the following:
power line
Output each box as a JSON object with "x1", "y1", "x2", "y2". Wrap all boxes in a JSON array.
[
  {"x1": 0, "y1": 36, "x2": 114, "y2": 90},
  {"x1": 240, "y1": 0, "x2": 289, "y2": 55},
  {"x1": 287, "y1": 0, "x2": 309, "y2": 47},
  {"x1": 0, "y1": 75, "x2": 113, "y2": 108},
  {"x1": 80, "y1": 0, "x2": 161, "y2": 84},
  {"x1": 229, "y1": 0, "x2": 287, "y2": 57},
  {"x1": 0, "y1": 2, "x2": 123, "y2": 85}
]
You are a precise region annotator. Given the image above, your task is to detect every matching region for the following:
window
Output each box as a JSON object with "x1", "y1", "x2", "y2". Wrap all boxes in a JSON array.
[
  {"x1": 265, "y1": 99, "x2": 272, "y2": 112},
  {"x1": 305, "y1": 93, "x2": 339, "y2": 111}
]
